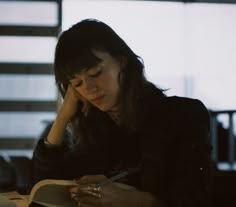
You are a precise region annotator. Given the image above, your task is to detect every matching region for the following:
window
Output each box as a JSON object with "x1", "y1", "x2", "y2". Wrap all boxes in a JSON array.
[{"x1": 0, "y1": 0, "x2": 61, "y2": 158}]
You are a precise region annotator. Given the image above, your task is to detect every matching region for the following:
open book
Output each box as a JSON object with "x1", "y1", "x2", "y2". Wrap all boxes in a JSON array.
[
  {"x1": 0, "y1": 167, "x2": 140, "y2": 207},
  {"x1": 0, "y1": 179, "x2": 78, "y2": 207},
  {"x1": 28, "y1": 179, "x2": 78, "y2": 207},
  {"x1": 0, "y1": 192, "x2": 25, "y2": 207}
]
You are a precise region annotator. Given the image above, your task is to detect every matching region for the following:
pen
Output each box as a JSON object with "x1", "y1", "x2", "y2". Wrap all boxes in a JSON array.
[
  {"x1": 70, "y1": 166, "x2": 141, "y2": 199},
  {"x1": 96, "y1": 165, "x2": 141, "y2": 187}
]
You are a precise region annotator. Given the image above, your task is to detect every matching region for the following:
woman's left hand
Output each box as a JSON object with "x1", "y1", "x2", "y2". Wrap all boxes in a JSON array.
[{"x1": 69, "y1": 175, "x2": 159, "y2": 207}]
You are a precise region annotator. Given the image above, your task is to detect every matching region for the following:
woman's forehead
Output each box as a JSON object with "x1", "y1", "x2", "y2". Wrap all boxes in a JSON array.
[
  {"x1": 66, "y1": 50, "x2": 115, "y2": 81},
  {"x1": 69, "y1": 66, "x2": 96, "y2": 80}
]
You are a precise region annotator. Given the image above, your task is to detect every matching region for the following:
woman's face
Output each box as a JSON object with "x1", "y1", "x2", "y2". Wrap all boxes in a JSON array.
[{"x1": 69, "y1": 49, "x2": 123, "y2": 112}]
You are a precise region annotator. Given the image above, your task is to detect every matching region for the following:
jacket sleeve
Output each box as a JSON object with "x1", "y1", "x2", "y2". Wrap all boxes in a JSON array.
[
  {"x1": 31, "y1": 138, "x2": 70, "y2": 185},
  {"x1": 140, "y1": 98, "x2": 213, "y2": 207},
  {"x1": 31, "y1": 133, "x2": 110, "y2": 190},
  {"x1": 166, "y1": 99, "x2": 213, "y2": 207}
]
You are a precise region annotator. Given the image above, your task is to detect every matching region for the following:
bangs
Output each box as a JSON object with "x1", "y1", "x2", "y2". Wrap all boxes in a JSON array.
[
  {"x1": 64, "y1": 50, "x2": 102, "y2": 80},
  {"x1": 55, "y1": 47, "x2": 102, "y2": 84}
]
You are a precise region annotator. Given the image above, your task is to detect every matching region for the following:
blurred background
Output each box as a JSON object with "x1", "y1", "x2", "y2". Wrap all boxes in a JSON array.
[{"x1": 0, "y1": 0, "x2": 236, "y2": 200}]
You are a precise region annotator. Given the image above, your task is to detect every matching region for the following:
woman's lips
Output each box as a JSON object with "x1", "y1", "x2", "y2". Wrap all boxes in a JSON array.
[{"x1": 90, "y1": 95, "x2": 105, "y2": 104}]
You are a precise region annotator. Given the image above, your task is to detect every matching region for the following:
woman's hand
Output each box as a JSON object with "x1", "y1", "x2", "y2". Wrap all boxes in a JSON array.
[
  {"x1": 44, "y1": 85, "x2": 90, "y2": 146},
  {"x1": 70, "y1": 175, "x2": 159, "y2": 207},
  {"x1": 58, "y1": 84, "x2": 89, "y2": 122}
]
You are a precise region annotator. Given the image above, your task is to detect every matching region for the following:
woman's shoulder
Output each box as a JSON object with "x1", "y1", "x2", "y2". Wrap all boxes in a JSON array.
[
  {"x1": 163, "y1": 96, "x2": 209, "y2": 117},
  {"x1": 161, "y1": 96, "x2": 210, "y2": 130},
  {"x1": 164, "y1": 95, "x2": 206, "y2": 108},
  {"x1": 139, "y1": 83, "x2": 210, "y2": 130},
  {"x1": 142, "y1": 83, "x2": 208, "y2": 114}
]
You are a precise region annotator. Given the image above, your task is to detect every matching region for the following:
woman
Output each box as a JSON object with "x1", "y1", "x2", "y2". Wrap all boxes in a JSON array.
[{"x1": 32, "y1": 19, "x2": 213, "y2": 207}]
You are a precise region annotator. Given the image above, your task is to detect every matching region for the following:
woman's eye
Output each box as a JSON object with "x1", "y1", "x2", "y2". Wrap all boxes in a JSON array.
[
  {"x1": 88, "y1": 67, "x2": 102, "y2": 77},
  {"x1": 74, "y1": 81, "x2": 82, "y2": 88}
]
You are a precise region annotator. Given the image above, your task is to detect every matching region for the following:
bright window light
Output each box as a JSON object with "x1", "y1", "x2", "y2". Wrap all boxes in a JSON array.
[
  {"x1": 0, "y1": 1, "x2": 58, "y2": 26},
  {"x1": 63, "y1": 0, "x2": 236, "y2": 112}
]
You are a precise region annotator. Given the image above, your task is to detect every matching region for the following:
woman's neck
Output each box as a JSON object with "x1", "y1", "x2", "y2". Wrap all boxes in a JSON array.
[{"x1": 107, "y1": 109, "x2": 120, "y2": 124}]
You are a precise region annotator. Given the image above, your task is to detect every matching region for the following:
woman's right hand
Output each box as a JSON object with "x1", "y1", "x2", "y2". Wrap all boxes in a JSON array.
[
  {"x1": 44, "y1": 85, "x2": 89, "y2": 146},
  {"x1": 58, "y1": 84, "x2": 88, "y2": 123},
  {"x1": 45, "y1": 84, "x2": 90, "y2": 146}
]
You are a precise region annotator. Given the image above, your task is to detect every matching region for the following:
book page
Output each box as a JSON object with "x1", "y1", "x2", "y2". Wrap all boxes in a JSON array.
[
  {"x1": 0, "y1": 192, "x2": 28, "y2": 207},
  {"x1": 0, "y1": 194, "x2": 17, "y2": 207},
  {"x1": 29, "y1": 179, "x2": 78, "y2": 207}
]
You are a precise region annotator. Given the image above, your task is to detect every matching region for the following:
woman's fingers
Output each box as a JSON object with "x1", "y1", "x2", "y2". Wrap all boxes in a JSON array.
[
  {"x1": 70, "y1": 186, "x2": 102, "y2": 207},
  {"x1": 71, "y1": 190, "x2": 102, "y2": 199},
  {"x1": 68, "y1": 84, "x2": 90, "y2": 116},
  {"x1": 76, "y1": 175, "x2": 107, "y2": 184},
  {"x1": 70, "y1": 184, "x2": 102, "y2": 199},
  {"x1": 78, "y1": 185, "x2": 101, "y2": 193},
  {"x1": 70, "y1": 184, "x2": 101, "y2": 193},
  {"x1": 70, "y1": 175, "x2": 109, "y2": 206}
]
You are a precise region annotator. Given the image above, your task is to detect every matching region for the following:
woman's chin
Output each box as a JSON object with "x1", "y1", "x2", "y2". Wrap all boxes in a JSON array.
[
  {"x1": 93, "y1": 104, "x2": 109, "y2": 112},
  {"x1": 91, "y1": 101, "x2": 118, "y2": 113}
]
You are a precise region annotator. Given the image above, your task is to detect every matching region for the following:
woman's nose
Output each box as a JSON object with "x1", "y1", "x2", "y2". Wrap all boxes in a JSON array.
[{"x1": 84, "y1": 78, "x2": 97, "y2": 93}]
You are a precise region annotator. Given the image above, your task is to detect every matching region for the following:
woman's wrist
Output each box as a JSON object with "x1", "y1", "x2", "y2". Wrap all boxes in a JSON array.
[
  {"x1": 56, "y1": 110, "x2": 71, "y2": 125},
  {"x1": 43, "y1": 137, "x2": 61, "y2": 148},
  {"x1": 45, "y1": 114, "x2": 69, "y2": 146}
]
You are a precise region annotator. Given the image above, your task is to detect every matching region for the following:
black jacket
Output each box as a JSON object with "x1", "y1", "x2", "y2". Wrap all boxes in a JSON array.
[{"x1": 32, "y1": 86, "x2": 212, "y2": 207}]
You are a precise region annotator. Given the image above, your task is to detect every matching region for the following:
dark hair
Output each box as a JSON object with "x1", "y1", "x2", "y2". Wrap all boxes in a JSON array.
[{"x1": 54, "y1": 19, "x2": 165, "y2": 143}]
